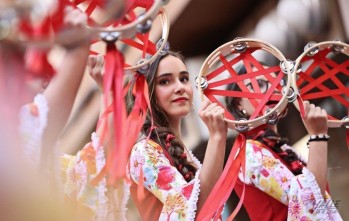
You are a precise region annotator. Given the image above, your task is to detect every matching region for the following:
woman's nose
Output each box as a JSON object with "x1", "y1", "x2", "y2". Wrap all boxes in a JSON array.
[{"x1": 174, "y1": 80, "x2": 185, "y2": 94}]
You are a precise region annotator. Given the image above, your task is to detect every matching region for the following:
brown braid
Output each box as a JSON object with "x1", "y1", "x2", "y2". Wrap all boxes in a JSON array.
[{"x1": 126, "y1": 51, "x2": 197, "y2": 182}]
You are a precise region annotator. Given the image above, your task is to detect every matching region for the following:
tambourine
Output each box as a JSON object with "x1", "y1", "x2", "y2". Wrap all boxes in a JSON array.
[
  {"x1": 0, "y1": 0, "x2": 89, "y2": 46},
  {"x1": 1, "y1": 0, "x2": 169, "y2": 71},
  {"x1": 292, "y1": 40, "x2": 349, "y2": 129},
  {"x1": 196, "y1": 38, "x2": 294, "y2": 132},
  {"x1": 74, "y1": 0, "x2": 169, "y2": 71}
]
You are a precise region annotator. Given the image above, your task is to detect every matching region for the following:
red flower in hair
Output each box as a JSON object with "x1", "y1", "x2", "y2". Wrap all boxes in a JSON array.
[{"x1": 156, "y1": 166, "x2": 175, "y2": 190}]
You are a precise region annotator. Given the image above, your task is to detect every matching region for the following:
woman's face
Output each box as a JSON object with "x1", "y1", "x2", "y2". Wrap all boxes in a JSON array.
[
  {"x1": 239, "y1": 75, "x2": 277, "y2": 117},
  {"x1": 154, "y1": 55, "x2": 193, "y2": 120}
]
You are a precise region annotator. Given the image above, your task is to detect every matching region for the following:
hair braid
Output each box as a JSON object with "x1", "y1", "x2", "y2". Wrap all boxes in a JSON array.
[
  {"x1": 143, "y1": 122, "x2": 197, "y2": 181},
  {"x1": 253, "y1": 129, "x2": 305, "y2": 175}
]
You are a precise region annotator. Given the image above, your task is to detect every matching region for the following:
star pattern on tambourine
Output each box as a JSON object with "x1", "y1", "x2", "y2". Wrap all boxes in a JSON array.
[
  {"x1": 196, "y1": 38, "x2": 292, "y2": 132},
  {"x1": 292, "y1": 40, "x2": 349, "y2": 128}
]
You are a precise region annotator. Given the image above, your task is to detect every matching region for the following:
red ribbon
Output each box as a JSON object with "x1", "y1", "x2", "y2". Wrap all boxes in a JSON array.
[{"x1": 196, "y1": 133, "x2": 246, "y2": 221}]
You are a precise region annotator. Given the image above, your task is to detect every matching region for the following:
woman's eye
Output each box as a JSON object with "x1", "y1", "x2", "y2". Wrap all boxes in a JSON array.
[
  {"x1": 159, "y1": 79, "x2": 170, "y2": 85},
  {"x1": 246, "y1": 83, "x2": 253, "y2": 91},
  {"x1": 258, "y1": 80, "x2": 266, "y2": 87},
  {"x1": 180, "y1": 77, "x2": 189, "y2": 83}
]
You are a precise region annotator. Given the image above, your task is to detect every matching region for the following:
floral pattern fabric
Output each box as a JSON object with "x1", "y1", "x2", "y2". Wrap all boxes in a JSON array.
[
  {"x1": 240, "y1": 139, "x2": 343, "y2": 221},
  {"x1": 19, "y1": 95, "x2": 129, "y2": 221},
  {"x1": 129, "y1": 139, "x2": 202, "y2": 221}
]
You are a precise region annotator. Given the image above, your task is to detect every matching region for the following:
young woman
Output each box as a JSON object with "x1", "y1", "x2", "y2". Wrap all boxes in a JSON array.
[
  {"x1": 127, "y1": 50, "x2": 228, "y2": 220},
  {"x1": 225, "y1": 67, "x2": 343, "y2": 220}
]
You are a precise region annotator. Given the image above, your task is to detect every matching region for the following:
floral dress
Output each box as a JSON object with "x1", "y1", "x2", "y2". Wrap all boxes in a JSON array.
[
  {"x1": 19, "y1": 94, "x2": 129, "y2": 221},
  {"x1": 235, "y1": 139, "x2": 343, "y2": 221},
  {"x1": 129, "y1": 139, "x2": 202, "y2": 221}
]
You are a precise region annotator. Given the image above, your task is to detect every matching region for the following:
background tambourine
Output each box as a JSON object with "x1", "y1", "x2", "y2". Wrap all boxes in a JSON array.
[
  {"x1": 76, "y1": 0, "x2": 170, "y2": 71},
  {"x1": 292, "y1": 40, "x2": 349, "y2": 129},
  {"x1": 0, "y1": 0, "x2": 169, "y2": 71},
  {"x1": 196, "y1": 37, "x2": 293, "y2": 133}
]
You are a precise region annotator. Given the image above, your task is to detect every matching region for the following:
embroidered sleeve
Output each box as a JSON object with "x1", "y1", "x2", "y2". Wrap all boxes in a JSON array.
[
  {"x1": 60, "y1": 133, "x2": 130, "y2": 221},
  {"x1": 19, "y1": 93, "x2": 49, "y2": 168},
  {"x1": 129, "y1": 140, "x2": 202, "y2": 221},
  {"x1": 241, "y1": 140, "x2": 343, "y2": 221}
]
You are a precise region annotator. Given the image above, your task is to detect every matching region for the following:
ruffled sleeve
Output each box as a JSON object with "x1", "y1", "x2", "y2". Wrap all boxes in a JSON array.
[
  {"x1": 129, "y1": 139, "x2": 202, "y2": 221},
  {"x1": 60, "y1": 133, "x2": 130, "y2": 221},
  {"x1": 18, "y1": 93, "x2": 49, "y2": 168},
  {"x1": 240, "y1": 140, "x2": 343, "y2": 221}
]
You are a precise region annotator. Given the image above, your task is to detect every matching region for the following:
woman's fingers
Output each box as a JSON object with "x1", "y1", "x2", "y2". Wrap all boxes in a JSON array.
[
  {"x1": 303, "y1": 100, "x2": 310, "y2": 117},
  {"x1": 302, "y1": 100, "x2": 328, "y2": 135},
  {"x1": 200, "y1": 96, "x2": 212, "y2": 110},
  {"x1": 88, "y1": 54, "x2": 105, "y2": 89}
]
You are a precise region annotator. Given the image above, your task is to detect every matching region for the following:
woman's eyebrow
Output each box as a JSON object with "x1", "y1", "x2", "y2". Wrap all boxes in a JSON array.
[
  {"x1": 157, "y1": 71, "x2": 189, "y2": 78},
  {"x1": 157, "y1": 73, "x2": 172, "y2": 79}
]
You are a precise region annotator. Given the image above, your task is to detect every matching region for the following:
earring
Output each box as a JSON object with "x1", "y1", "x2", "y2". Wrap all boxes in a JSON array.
[{"x1": 238, "y1": 109, "x2": 247, "y2": 118}]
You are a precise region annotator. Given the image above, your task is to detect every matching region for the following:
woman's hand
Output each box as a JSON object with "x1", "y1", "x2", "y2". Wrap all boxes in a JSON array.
[
  {"x1": 302, "y1": 100, "x2": 328, "y2": 135},
  {"x1": 59, "y1": 6, "x2": 90, "y2": 50},
  {"x1": 88, "y1": 54, "x2": 105, "y2": 90},
  {"x1": 198, "y1": 97, "x2": 227, "y2": 139}
]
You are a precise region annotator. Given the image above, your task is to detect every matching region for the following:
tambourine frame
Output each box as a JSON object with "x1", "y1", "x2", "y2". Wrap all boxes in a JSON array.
[
  {"x1": 0, "y1": 0, "x2": 169, "y2": 72},
  {"x1": 85, "y1": 0, "x2": 168, "y2": 38},
  {"x1": 197, "y1": 38, "x2": 293, "y2": 131},
  {"x1": 292, "y1": 40, "x2": 349, "y2": 128},
  {"x1": 123, "y1": 9, "x2": 169, "y2": 71}
]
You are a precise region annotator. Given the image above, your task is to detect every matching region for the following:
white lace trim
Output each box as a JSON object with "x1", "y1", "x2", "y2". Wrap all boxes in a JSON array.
[
  {"x1": 302, "y1": 168, "x2": 342, "y2": 220},
  {"x1": 117, "y1": 181, "x2": 130, "y2": 221},
  {"x1": 91, "y1": 133, "x2": 131, "y2": 221},
  {"x1": 34, "y1": 94, "x2": 49, "y2": 134},
  {"x1": 91, "y1": 133, "x2": 109, "y2": 221},
  {"x1": 186, "y1": 150, "x2": 202, "y2": 221},
  {"x1": 18, "y1": 93, "x2": 49, "y2": 169}
]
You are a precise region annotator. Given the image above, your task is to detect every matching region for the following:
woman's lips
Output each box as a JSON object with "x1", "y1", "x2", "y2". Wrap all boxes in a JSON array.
[{"x1": 172, "y1": 97, "x2": 188, "y2": 103}]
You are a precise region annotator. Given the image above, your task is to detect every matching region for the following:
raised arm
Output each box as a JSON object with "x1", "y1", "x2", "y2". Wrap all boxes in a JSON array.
[
  {"x1": 197, "y1": 98, "x2": 228, "y2": 211},
  {"x1": 302, "y1": 100, "x2": 329, "y2": 196},
  {"x1": 42, "y1": 7, "x2": 91, "y2": 154}
]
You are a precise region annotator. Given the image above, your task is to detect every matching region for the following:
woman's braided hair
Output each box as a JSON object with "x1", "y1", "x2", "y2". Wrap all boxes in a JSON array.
[{"x1": 126, "y1": 50, "x2": 197, "y2": 181}]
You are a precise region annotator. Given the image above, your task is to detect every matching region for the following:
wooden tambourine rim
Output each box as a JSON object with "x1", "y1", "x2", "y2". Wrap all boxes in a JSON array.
[
  {"x1": 292, "y1": 40, "x2": 349, "y2": 128},
  {"x1": 197, "y1": 38, "x2": 292, "y2": 131},
  {"x1": 124, "y1": 9, "x2": 169, "y2": 71},
  {"x1": 85, "y1": 0, "x2": 167, "y2": 38},
  {"x1": 3, "y1": 0, "x2": 168, "y2": 52}
]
